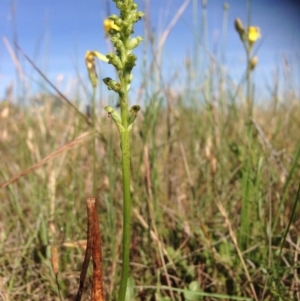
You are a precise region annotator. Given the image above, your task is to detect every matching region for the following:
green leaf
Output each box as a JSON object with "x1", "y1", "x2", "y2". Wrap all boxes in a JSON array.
[{"x1": 125, "y1": 276, "x2": 136, "y2": 301}]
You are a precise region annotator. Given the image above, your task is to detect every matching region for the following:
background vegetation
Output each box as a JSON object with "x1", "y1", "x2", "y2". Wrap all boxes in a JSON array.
[{"x1": 0, "y1": 1, "x2": 299, "y2": 301}]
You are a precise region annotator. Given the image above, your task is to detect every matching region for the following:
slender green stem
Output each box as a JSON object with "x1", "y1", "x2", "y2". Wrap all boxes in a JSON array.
[
  {"x1": 246, "y1": 1, "x2": 252, "y2": 121},
  {"x1": 117, "y1": 8, "x2": 131, "y2": 300},
  {"x1": 118, "y1": 128, "x2": 131, "y2": 301},
  {"x1": 246, "y1": 50, "x2": 251, "y2": 120}
]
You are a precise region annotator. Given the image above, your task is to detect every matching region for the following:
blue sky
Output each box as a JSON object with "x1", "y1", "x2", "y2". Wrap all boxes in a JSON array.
[{"x1": 1, "y1": 0, "x2": 300, "y2": 103}]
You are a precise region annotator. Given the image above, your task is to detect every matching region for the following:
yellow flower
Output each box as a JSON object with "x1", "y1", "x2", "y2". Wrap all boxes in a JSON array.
[
  {"x1": 103, "y1": 18, "x2": 120, "y2": 36},
  {"x1": 85, "y1": 51, "x2": 108, "y2": 67},
  {"x1": 248, "y1": 26, "x2": 261, "y2": 43},
  {"x1": 85, "y1": 51, "x2": 109, "y2": 87}
]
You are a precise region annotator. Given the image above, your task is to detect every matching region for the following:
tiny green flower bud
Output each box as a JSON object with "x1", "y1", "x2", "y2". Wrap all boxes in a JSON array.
[
  {"x1": 110, "y1": 37, "x2": 125, "y2": 53},
  {"x1": 131, "y1": 3, "x2": 138, "y2": 10},
  {"x1": 105, "y1": 106, "x2": 124, "y2": 132},
  {"x1": 128, "y1": 36, "x2": 143, "y2": 50},
  {"x1": 128, "y1": 105, "x2": 140, "y2": 123},
  {"x1": 106, "y1": 53, "x2": 123, "y2": 70},
  {"x1": 125, "y1": 54, "x2": 137, "y2": 73},
  {"x1": 116, "y1": 1, "x2": 124, "y2": 10},
  {"x1": 108, "y1": 14, "x2": 119, "y2": 21},
  {"x1": 124, "y1": 23, "x2": 134, "y2": 36},
  {"x1": 249, "y1": 55, "x2": 258, "y2": 71},
  {"x1": 103, "y1": 77, "x2": 123, "y2": 94},
  {"x1": 105, "y1": 106, "x2": 121, "y2": 123},
  {"x1": 234, "y1": 18, "x2": 244, "y2": 36},
  {"x1": 128, "y1": 105, "x2": 141, "y2": 130},
  {"x1": 134, "y1": 11, "x2": 144, "y2": 22},
  {"x1": 113, "y1": 32, "x2": 121, "y2": 39},
  {"x1": 223, "y1": 3, "x2": 229, "y2": 11},
  {"x1": 109, "y1": 15, "x2": 122, "y2": 27}
]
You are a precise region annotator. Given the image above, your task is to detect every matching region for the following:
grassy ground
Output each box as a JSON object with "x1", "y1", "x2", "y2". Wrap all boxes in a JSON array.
[
  {"x1": 0, "y1": 89, "x2": 299, "y2": 300},
  {"x1": 1, "y1": 2, "x2": 300, "y2": 300}
]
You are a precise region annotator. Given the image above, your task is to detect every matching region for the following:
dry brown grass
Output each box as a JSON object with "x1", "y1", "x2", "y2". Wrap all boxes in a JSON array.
[{"x1": 0, "y1": 94, "x2": 299, "y2": 300}]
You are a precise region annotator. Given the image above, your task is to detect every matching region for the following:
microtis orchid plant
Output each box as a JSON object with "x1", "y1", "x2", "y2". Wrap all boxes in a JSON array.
[{"x1": 85, "y1": 1, "x2": 144, "y2": 301}]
